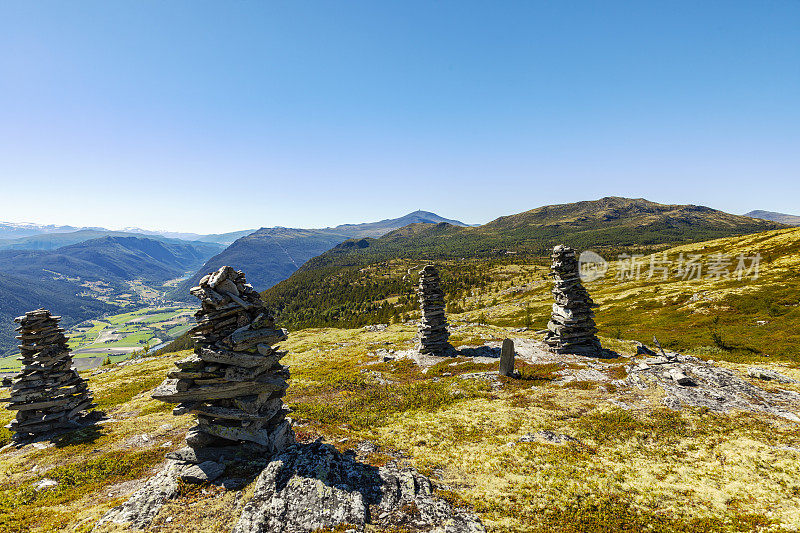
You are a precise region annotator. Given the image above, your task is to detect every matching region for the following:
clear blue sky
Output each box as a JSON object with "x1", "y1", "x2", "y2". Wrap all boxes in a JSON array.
[{"x1": 1, "y1": 1, "x2": 798, "y2": 233}]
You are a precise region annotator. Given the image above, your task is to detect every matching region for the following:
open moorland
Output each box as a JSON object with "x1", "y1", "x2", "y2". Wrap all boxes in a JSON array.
[{"x1": 1, "y1": 227, "x2": 799, "y2": 532}]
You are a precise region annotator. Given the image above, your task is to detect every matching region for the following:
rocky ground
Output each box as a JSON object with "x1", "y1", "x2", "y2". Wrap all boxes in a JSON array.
[{"x1": 2, "y1": 322, "x2": 800, "y2": 532}]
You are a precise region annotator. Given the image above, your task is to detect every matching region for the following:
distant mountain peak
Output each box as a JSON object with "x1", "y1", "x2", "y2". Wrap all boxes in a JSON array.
[
  {"x1": 745, "y1": 210, "x2": 800, "y2": 226},
  {"x1": 327, "y1": 210, "x2": 470, "y2": 233},
  {"x1": 176, "y1": 211, "x2": 471, "y2": 295}
]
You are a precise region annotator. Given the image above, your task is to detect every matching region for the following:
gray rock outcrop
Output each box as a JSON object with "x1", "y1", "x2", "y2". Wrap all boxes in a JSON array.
[
  {"x1": 234, "y1": 441, "x2": 485, "y2": 533},
  {"x1": 748, "y1": 367, "x2": 797, "y2": 384},
  {"x1": 5, "y1": 309, "x2": 95, "y2": 441},
  {"x1": 93, "y1": 461, "x2": 182, "y2": 531},
  {"x1": 544, "y1": 245, "x2": 602, "y2": 356},
  {"x1": 417, "y1": 265, "x2": 451, "y2": 356},
  {"x1": 628, "y1": 353, "x2": 800, "y2": 421}
]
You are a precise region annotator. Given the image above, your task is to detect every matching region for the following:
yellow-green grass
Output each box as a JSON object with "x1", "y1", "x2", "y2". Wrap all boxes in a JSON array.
[
  {"x1": 589, "y1": 228, "x2": 800, "y2": 363},
  {"x1": 2, "y1": 321, "x2": 799, "y2": 532},
  {"x1": 0, "y1": 355, "x2": 189, "y2": 531},
  {"x1": 281, "y1": 326, "x2": 800, "y2": 532},
  {"x1": 3, "y1": 225, "x2": 800, "y2": 531},
  {"x1": 442, "y1": 228, "x2": 800, "y2": 364}
]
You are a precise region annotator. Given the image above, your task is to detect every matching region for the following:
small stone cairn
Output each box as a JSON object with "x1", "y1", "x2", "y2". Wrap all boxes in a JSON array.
[
  {"x1": 544, "y1": 245, "x2": 602, "y2": 356},
  {"x1": 417, "y1": 265, "x2": 451, "y2": 355},
  {"x1": 5, "y1": 309, "x2": 95, "y2": 441},
  {"x1": 152, "y1": 266, "x2": 294, "y2": 470}
]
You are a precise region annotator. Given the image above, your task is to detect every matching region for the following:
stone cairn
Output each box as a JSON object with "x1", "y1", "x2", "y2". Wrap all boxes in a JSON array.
[
  {"x1": 544, "y1": 245, "x2": 602, "y2": 356},
  {"x1": 5, "y1": 309, "x2": 95, "y2": 441},
  {"x1": 417, "y1": 264, "x2": 451, "y2": 355},
  {"x1": 152, "y1": 266, "x2": 294, "y2": 469}
]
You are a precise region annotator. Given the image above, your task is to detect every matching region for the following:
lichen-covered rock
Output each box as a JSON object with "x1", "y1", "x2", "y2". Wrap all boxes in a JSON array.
[
  {"x1": 629, "y1": 354, "x2": 800, "y2": 421},
  {"x1": 178, "y1": 460, "x2": 225, "y2": 484},
  {"x1": 748, "y1": 367, "x2": 798, "y2": 384},
  {"x1": 234, "y1": 441, "x2": 485, "y2": 533},
  {"x1": 93, "y1": 461, "x2": 182, "y2": 531}
]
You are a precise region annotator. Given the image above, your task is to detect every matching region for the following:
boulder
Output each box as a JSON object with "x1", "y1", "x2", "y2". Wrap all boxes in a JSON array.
[
  {"x1": 234, "y1": 442, "x2": 485, "y2": 533},
  {"x1": 179, "y1": 460, "x2": 225, "y2": 484}
]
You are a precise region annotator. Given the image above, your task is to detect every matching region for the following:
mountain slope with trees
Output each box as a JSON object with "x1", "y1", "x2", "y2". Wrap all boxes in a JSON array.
[
  {"x1": 0, "y1": 236, "x2": 218, "y2": 283},
  {"x1": 0, "y1": 236, "x2": 221, "y2": 355},
  {"x1": 0, "y1": 274, "x2": 114, "y2": 357},
  {"x1": 176, "y1": 211, "x2": 470, "y2": 294},
  {"x1": 261, "y1": 197, "x2": 784, "y2": 330},
  {"x1": 0, "y1": 229, "x2": 226, "y2": 253}
]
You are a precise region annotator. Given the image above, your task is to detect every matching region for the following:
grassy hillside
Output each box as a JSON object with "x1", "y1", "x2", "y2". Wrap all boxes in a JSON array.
[
  {"x1": 2, "y1": 225, "x2": 800, "y2": 532},
  {"x1": 262, "y1": 198, "x2": 786, "y2": 343},
  {"x1": 264, "y1": 226, "x2": 800, "y2": 363},
  {"x1": 2, "y1": 324, "x2": 798, "y2": 531},
  {"x1": 1, "y1": 209, "x2": 797, "y2": 532},
  {"x1": 301, "y1": 197, "x2": 783, "y2": 269},
  {"x1": 0, "y1": 236, "x2": 218, "y2": 356}
]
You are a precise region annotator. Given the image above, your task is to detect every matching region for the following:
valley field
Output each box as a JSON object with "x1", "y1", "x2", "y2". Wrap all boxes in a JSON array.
[{"x1": 0, "y1": 307, "x2": 194, "y2": 374}]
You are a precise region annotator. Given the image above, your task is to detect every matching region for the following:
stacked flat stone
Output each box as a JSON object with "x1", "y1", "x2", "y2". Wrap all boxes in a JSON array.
[
  {"x1": 5, "y1": 309, "x2": 94, "y2": 441},
  {"x1": 152, "y1": 265, "x2": 294, "y2": 461},
  {"x1": 417, "y1": 265, "x2": 450, "y2": 355},
  {"x1": 544, "y1": 245, "x2": 602, "y2": 356}
]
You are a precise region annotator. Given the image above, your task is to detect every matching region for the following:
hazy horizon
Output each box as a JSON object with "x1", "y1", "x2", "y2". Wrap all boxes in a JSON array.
[{"x1": 2, "y1": 199, "x2": 797, "y2": 236}]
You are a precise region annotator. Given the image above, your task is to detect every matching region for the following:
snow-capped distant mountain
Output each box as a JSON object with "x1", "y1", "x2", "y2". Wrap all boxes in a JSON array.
[{"x1": 0, "y1": 222, "x2": 88, "y2": 240}]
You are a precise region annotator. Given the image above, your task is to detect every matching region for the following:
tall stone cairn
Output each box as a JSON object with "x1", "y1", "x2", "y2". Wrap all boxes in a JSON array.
[
  {"x1": 152, "y1": 265, "x2": 294, "y2": 459},
  {"x1": 417, "y1": 264, "x2": 450, "y2": 355},
  {"x1": 5, "y1": 309, "x2": 95, "y2": 441},
  {"x1": 544, "y1": 245, "x2": 602, "y2": 356}
]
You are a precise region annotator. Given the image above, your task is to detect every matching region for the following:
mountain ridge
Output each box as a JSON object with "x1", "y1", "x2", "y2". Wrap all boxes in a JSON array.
[
  {"x1": 261, "y1": 197, "x2": 785, "y2": 331},
  {"x1": 0, "y1": 210, "x2": 474, "y2": 249},
  {"x1": 745, "y1": 210, "x2": 800, "y2": 226},
  {"x1": 0, "y1": 235, "x2": 223, "y2": 355},
  {"x1": 299, "y1": 197, "x2": 784, "y2": 272},
  {"x1": 0, "y1": 229, "x2": 227, "y2": 253},
  {"x1": 0, "y1": 236, "x2": 219, "y2": 283},
  {"x1": 175, "y1": 211, "x2": 471, "y2": 295}
]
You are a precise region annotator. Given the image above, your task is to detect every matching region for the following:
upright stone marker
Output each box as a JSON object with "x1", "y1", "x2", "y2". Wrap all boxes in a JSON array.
[
  {"x1": 544, "y1": 245, "x2": 602, "y2": 356},
  {"x1": 6, "y1": 309, "x2": 95, "y2": 441},
  {"x1": 499, "y1": 338, "x2": 515, "y2": 377},
  {"x1": 152, "y1": 266, "x2": 294, "y2": 469},
  {"x1": 417, "y1": 264, "x2": 451, "y2": 356}
]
